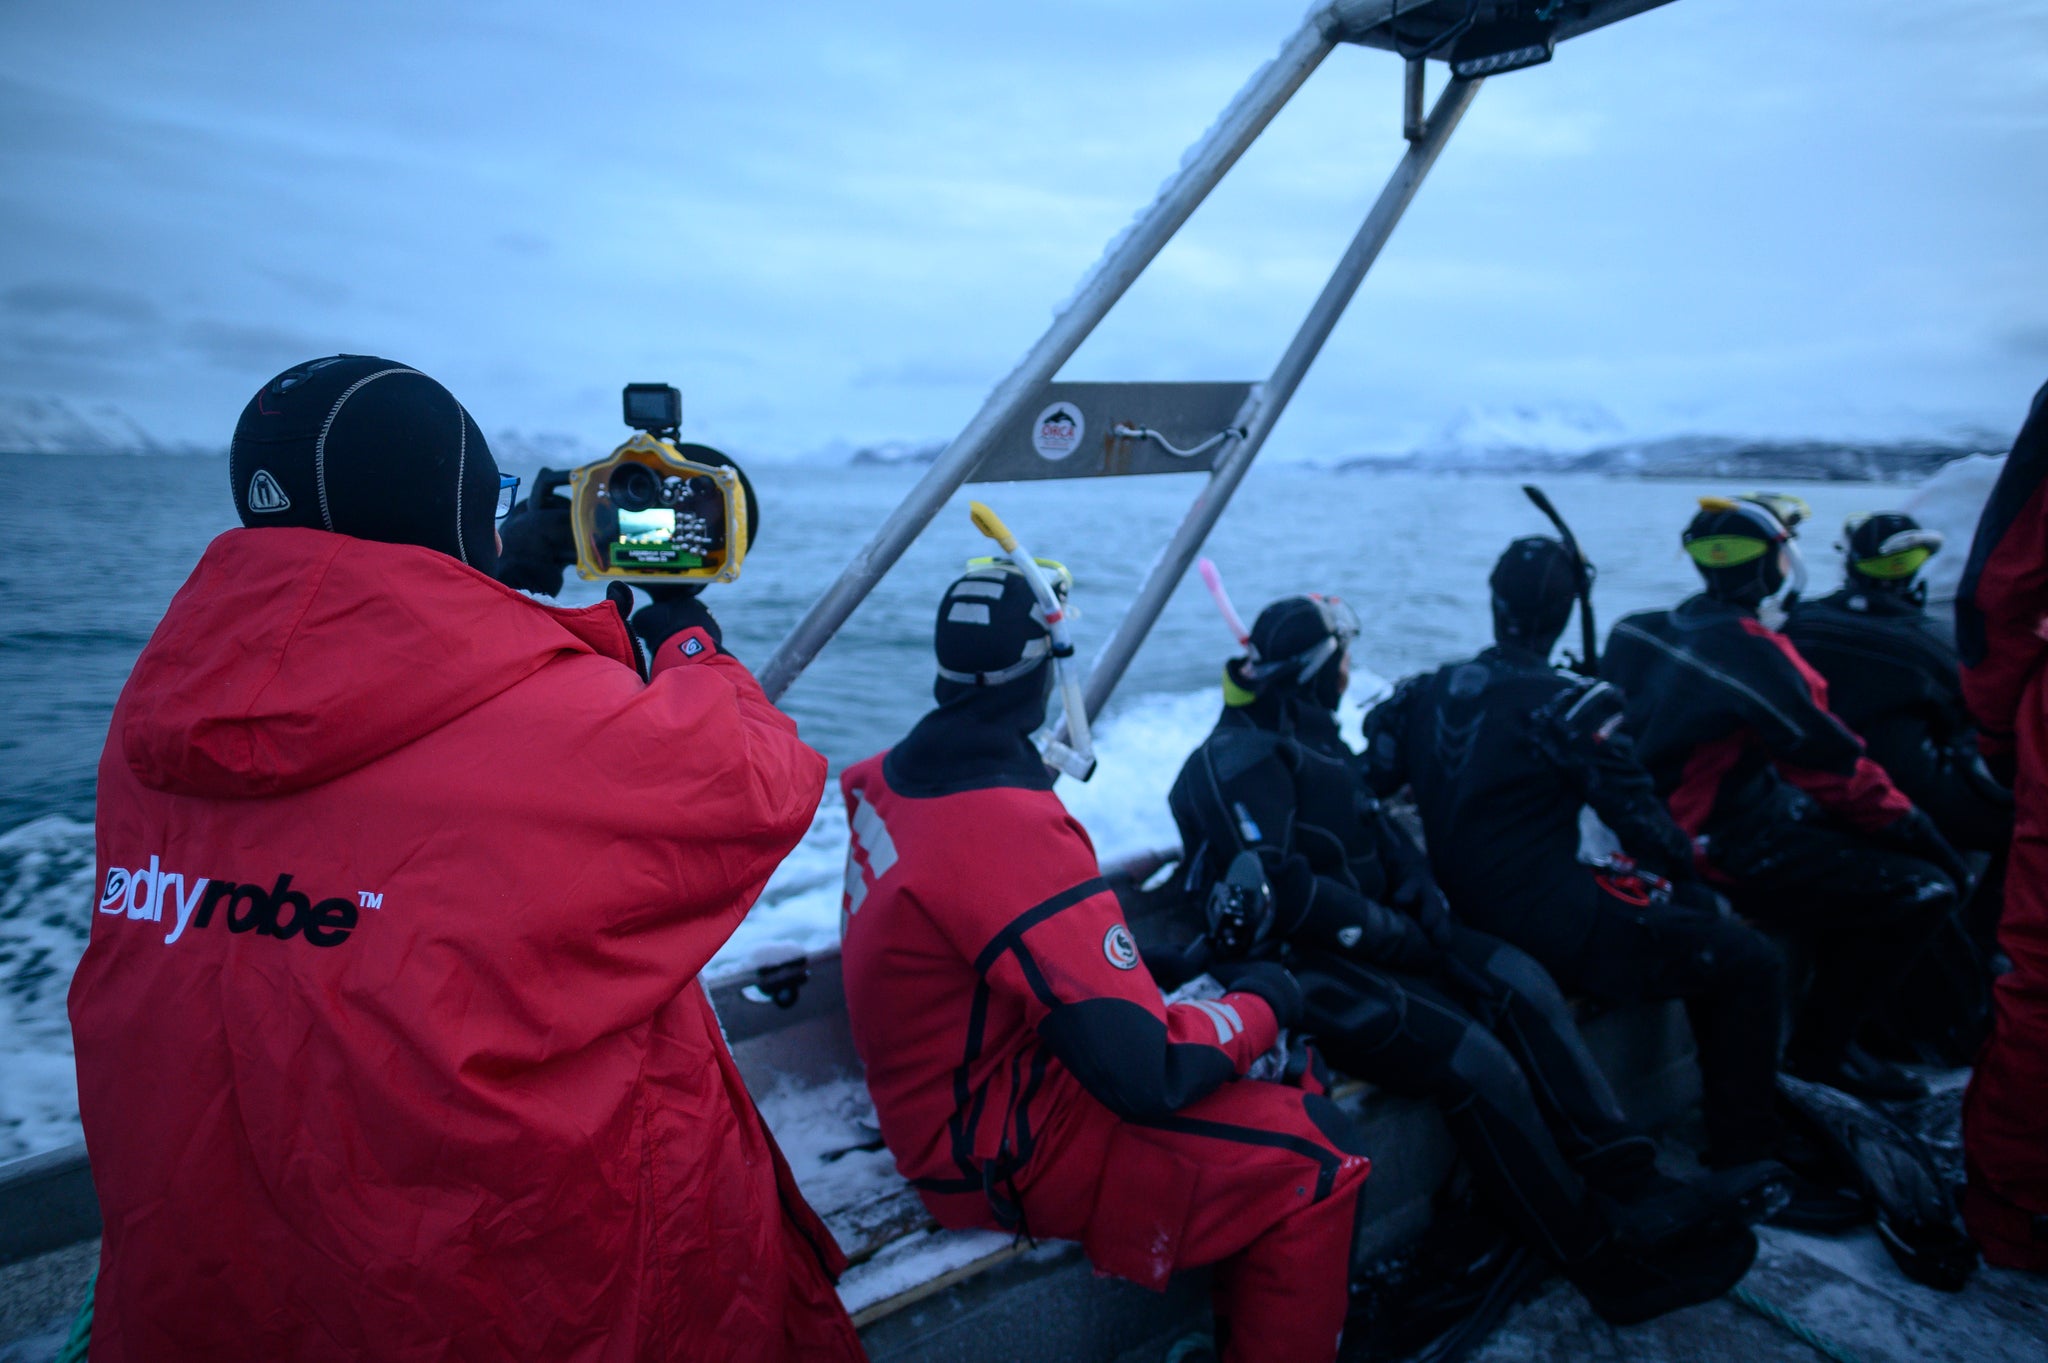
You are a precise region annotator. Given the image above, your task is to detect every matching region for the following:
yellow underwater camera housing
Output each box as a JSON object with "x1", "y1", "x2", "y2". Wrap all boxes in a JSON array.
[{"x1": 568, "y1": 384, "x2": 758, "y2": 586}]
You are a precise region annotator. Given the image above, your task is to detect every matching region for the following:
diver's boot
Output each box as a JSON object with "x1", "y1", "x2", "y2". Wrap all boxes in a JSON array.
[
  {"x1": 1788, "y1": 1044, "x2": 1928, "y2": 1102},
  {"x1": 1764, "y1": 1167, "x2": 1867, "y2": 1232},
  {"x1": 1707, "y1": 1131, "x2": 1867, "y2": 1233},
  {"x1": 1565, "y1": 1227, "x2": 1759, "y2": 1327},
  {"x1": 1600, "y1": 1161, "x2": 1792, "y2": 1248}
]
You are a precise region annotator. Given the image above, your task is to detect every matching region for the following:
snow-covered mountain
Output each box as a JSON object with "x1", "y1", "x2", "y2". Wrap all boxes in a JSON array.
[
  {"x1": 0, "y1": 395, "x2": 212, "y2": 455},
  {"x1": 847, "y1": 439, "x2": 947, "y2": 467},
  {"x1": 1336, "y1": 404, "x2": 2005, "y2": 482},
  {"x1": 1340, "y1": 435, "x2": 2004, "y2": 482}
]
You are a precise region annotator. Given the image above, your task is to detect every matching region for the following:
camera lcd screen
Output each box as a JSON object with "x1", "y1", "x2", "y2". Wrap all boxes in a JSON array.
[{"x1": 617, "y1": 508, "x2": 675, "y2": 543}]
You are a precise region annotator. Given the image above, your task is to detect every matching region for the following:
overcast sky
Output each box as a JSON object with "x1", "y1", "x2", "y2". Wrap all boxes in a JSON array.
[{"x1": 2, "y1": 0, "x2": 2044, "y2": 459}]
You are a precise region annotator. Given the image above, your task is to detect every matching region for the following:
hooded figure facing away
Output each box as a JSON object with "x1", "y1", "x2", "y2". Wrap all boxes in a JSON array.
[
  {"x1": 1170, "y1": 595, "x2": 1774, "y2": 1327},
  {"x1": 1602, "y1": 496, "x2": 1964, "y2": 1104},
  {"x1": 1364, "y1": 539, "x2": 1816, "y2": 1215},
  {"x1": 839, "y1": 563, "x2": 1370, "y2": 1363},
  {"x1": 69, "y1": 357, "x2": 864, "y2": 1362}
]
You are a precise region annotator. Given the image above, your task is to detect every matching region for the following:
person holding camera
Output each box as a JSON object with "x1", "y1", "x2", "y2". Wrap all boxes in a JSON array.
[
  {"x1": 68, "y1": 357, "x2": 864, "y2": 1362},
  {"x1": 1167, "y1": 595, "x2": 1770, "y2": 1327},
  {"x1": 838, "y1": 563, "x2": 1369, "y2": 1363}
]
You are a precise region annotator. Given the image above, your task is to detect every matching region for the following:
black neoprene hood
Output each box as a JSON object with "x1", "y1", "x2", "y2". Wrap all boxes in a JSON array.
[
  {"x1": 1491, "y1": 535, "x2": 1579, "y2": 649},
  {"x1": 230, "y1": 355, "x2": 501, "y2": 574}
]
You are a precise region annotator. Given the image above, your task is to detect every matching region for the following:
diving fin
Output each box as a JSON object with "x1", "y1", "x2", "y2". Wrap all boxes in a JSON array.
[{"x1": 1775, "y1": 1073, "x2": 1979, "y2": 1291}]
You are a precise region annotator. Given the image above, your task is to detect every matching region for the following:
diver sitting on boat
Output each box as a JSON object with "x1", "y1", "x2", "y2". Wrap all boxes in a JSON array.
[
  {"x1": 1788, "y1": 512, "x2": 2013, "y2": 871},
  {"x1": 66, "y1": 357, "x2": 865, "y2": 1362},
  {"x1": 1167, "y1": 594, "x2": 1772, "y2": 1327},
  {"x1": 1602, "y1": 495, "x2": 1967, "y2": 1104},
  {"x1": 837, "y1": 552, "x2": 1369, "y2": 1363},
  {"x1": 1359, "y1": 535, "x2": 1843, "y2": 1222}
]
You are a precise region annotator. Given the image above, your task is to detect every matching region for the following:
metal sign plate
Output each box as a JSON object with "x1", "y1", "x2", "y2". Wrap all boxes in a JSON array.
[{"x1": 968, "y1": 381, "x2": 1256, "y2": 483}]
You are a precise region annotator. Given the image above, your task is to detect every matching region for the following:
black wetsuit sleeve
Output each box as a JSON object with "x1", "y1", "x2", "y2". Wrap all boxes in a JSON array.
[
  {"x1": 1360, "y1": 679, "x2": 1422, "y2": 797},
  {"x1": 1175, "y1": 734, "x2": 1432, "y2": 968},
  {"x1": 996, "y1": 882, "x2": 1277, "y2": 1121},
  {"x1": 1535, "y1": 679, "x2": 1697, "y2": 878},
  {"x1": 1036, "y1": 998, "x2": 1247, "y2": 1121}
]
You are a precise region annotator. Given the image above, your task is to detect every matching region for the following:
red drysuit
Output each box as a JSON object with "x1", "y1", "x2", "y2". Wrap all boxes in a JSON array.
[
  {"x1": 839, "y1": 751, "x2": 1370, "y2": 1363},
  {"x1": 1958, "y1": 380, "x2": 2048, "y2": 1272},
  {"x1": 69, "y1": 527, "x2": 865, "y2": 1361}
]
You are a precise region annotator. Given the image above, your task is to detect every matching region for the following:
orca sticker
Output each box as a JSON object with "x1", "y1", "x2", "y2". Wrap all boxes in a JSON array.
[
  {"x1": 247, "y1": 469, "x2": 291, "y2": 513},
  {"x1": 1031, "y1": 403, "x2": 1085, "y2": 462},
  {"x1": 1103, "y1": 922, "x2": 1139, "y2": 970}
]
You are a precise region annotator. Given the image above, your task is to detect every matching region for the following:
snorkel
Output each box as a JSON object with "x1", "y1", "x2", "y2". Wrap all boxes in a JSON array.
[
  {"x1": 1201, "y1": 557, "x2": 1261, "y2": 706},
  {"x1": 1199, "y1": 558, "x2": 1251, "y2": 647},
  {"x1": 969, "y1": 501, "x2": 1097, "y2": 781},
  {"x1": 1201, "y1": 559, "x2": 1356, "y2": 708}
]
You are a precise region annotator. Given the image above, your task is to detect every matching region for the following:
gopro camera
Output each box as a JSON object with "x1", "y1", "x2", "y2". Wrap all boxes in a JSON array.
[
  {"x1": 622, "y1": 383, "x2": 682, "y2": 434},
  {"x1": 1204, "y1": 851, "x2": 1275, "y2": 958}
]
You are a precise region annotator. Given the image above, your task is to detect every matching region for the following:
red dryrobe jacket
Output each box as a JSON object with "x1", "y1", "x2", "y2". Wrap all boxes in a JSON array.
[
  {"x1": 69, "y1": 527, "x2": 865, "y2": 1362},
  {"x1": 1957, "y1": 380, "x2": 2048, "y2": 1267},
  {"x1": 837, "y1": 750, "x2": 1282, "y2": 1283}
]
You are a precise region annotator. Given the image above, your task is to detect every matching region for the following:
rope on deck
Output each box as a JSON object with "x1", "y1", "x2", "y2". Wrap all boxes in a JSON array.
[{"x1": 1730, "y1": 1283, "x2": 1868, "y2": 1363}]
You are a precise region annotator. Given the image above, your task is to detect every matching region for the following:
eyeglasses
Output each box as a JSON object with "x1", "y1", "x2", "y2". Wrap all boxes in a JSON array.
[{"x1": 495, "y1": 474, "x2": 520, "y2": 522}]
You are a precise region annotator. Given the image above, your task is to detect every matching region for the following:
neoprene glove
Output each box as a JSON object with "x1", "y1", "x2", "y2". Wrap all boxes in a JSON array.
[
  {"x1": 1394, "y1": 873, "x2": 1454, "y2": 947},
  {"x1": 1213, "y1": 959, "x2": 1304, "y2": 1030},
  {"x1": 1380, "y1": 916, "x2": 1443, "y2": 974},
  {"x1": 631, "y1": 587, "x2": 724, "y2": 656},
  {"x1": 1882, "y1": 808, "x2": 1971, "y2": 890},
  {"x1": 1978, "y1": 731, "x2": 2019, "y2": 791},
  {"x1": 1437, "y1": 951, "x2": 1509, "y2": 1010},
  {"x1": 494, "y1": 468, "x2": 577, "y2": 596}
]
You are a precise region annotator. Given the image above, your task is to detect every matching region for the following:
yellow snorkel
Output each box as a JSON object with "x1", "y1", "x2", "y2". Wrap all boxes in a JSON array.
[{"x1": 968, "y1": 501, "x2": 1097, "y2": 781}]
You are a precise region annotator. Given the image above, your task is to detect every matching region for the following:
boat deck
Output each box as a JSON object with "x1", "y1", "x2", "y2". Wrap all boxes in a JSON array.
[{"x1": 3, "y1": 908, "x2": 2042, "y2": 1362}]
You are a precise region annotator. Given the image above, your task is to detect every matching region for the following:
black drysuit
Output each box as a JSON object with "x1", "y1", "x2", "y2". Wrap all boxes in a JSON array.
[
  {"x1": 1169, "y1": 688, "x2": 1659, "y2": 1266},
  {"x1": 1786, "y1": 590, "x2": 2013, "y2": 914},
  {"x1": 1362, "y1": 645, "x2": 1788, "y2": 1166},
  {"x1": 1602, "y1": 596, "x2": 1957, "y2": 1071},
  {"x1": 1784, "y1": 587, "x2": 2011, "y2": 1061}
]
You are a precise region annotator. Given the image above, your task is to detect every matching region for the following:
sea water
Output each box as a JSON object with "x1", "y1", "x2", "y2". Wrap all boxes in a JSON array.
[{"x1": 0, "y1": 454, "x2": 1965, "y2": 1161}]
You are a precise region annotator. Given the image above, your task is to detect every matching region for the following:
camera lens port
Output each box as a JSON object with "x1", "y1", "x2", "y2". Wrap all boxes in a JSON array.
[{"x1": 610, "y1": 462, "x2": 661, "y2": 512}]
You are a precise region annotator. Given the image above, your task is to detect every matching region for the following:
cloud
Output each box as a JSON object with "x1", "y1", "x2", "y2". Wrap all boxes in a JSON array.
[
  {"x1": 2002, "y1": 324, "x2": 2048, "y2": 359},
  {"x1": 0, "y1": 0, "x2": 2042, "y2": 451},
  {"x1": 179, "y1": 320, "x2": 330, "y2": 372},
  {"x1": 2, "y1": 282, "x2": 160, "y2": 325}
]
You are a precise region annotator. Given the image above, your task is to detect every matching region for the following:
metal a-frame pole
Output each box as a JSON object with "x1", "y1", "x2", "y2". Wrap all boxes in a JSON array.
[
  {"x1": 758, "y1": 3, "x2": 1447, "y2": 702},
  {"x1": 1077, "y1": 75, "x2": 1482, "y2": 724}
]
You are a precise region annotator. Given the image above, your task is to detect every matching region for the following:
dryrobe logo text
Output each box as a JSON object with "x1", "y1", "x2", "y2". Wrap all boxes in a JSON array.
[{"x1": 99, "y1": 856, "x2": 363, "y2": 948}]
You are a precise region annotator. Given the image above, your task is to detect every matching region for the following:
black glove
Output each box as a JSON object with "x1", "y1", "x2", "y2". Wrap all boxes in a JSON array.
[
  {"x1": 1437, "y1": 950, "x2": 1510, "y2": 1010},
  {"x1": 1381, "y1": 916, "x2": 1444, "y2": 974},
  {"x1": 1393, "y1": 872, "x2": 1453, "y2": 947},
  {"x1": 493, "y1": 469, "x2": 577, "y2": 596},
  {"x1": 631, "y1": 587, "x2": 724, "y2": 658},
  {"x1": 1977, "y1": 733, "x2": 2019, "y2": 792},
  {"x1": 1882, "y1": 807, "x2": 1971, "y2": 890},
  {"x1": 1214, "y1": 960, "x2": 1304, "y2": 1030}
]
